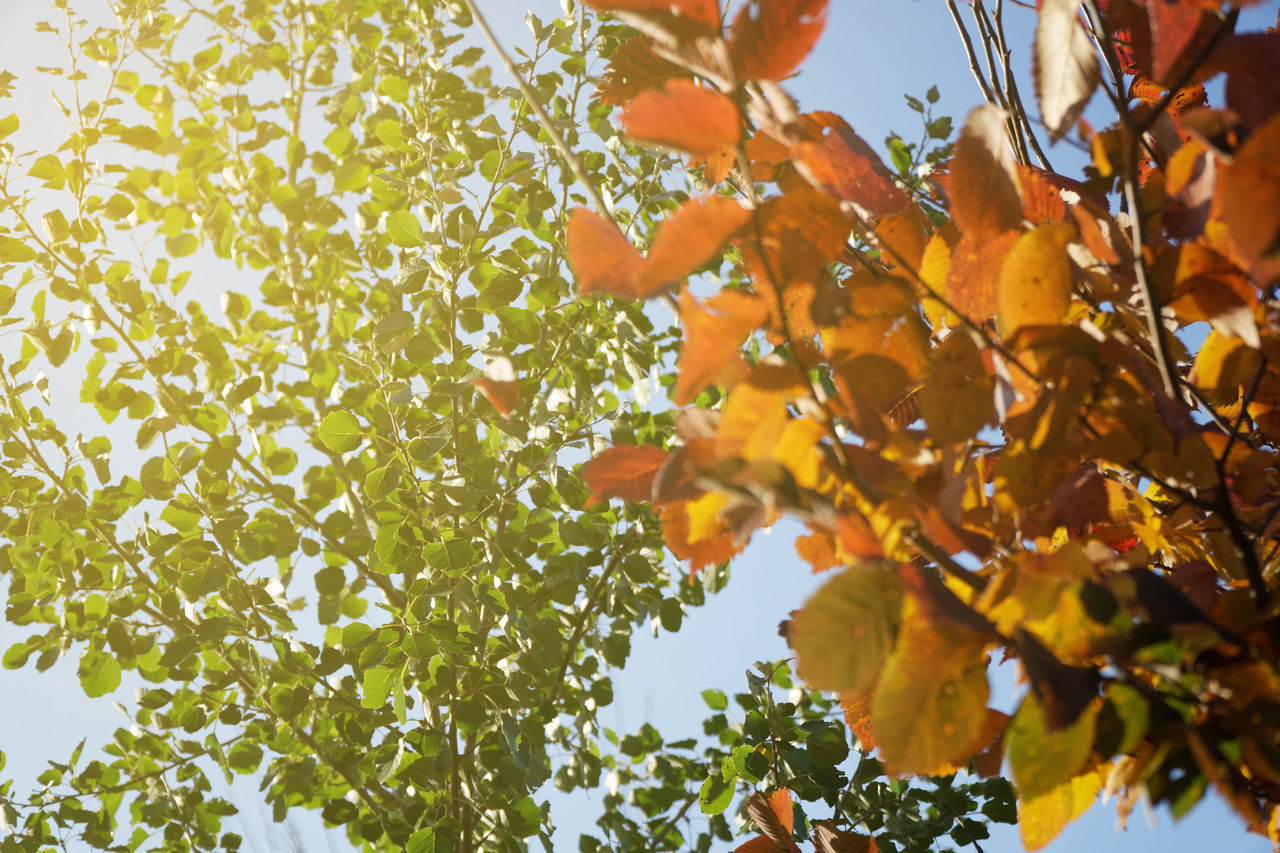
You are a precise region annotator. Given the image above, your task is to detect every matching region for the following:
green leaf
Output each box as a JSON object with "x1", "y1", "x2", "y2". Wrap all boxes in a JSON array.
[
  {"x1": 387, "y1": 211, "x2": 424, "y2": 248},
  {"x1": 698, "y1": 772, "x2": 734, "y2": 815},
  {"x1": 701, "y1": 688, "x2": 727, "y2": 711},
  {"x1": 423, "y1": 539, "x2": 475, "y2": 576},
  {"x1": 507, "y1": 796, "x2": 542, "y2": 837},
  {"x1": 78, "y1": 650, "x2": 121, "y2": 698},
  {"x1": 318, "y1": 411, "x2": 362, "y2": 452},
  {"x1": 1006, "y1": 692, "x2": 1097, "y2": 799},
  {"x1": 407, "y1": 829, "x2": 436, "y2": 853},
  {"x1": 361, "y1": 664, "x2": 401, "y2": 709}
]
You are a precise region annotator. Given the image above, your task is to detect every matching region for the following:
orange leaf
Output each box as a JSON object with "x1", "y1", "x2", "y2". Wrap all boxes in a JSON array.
[
  {"x1": 674, "y1": 289, "x2": 770, "y2": 404},
  {"x1": 950, "y1": 105, "x2": 1024, "y2": 242},
  {"x1": 473, "y1": 356, "x2": 518, "y2": 418},
  {"x1": 660, "y1": 502, "x2": 745, "y2": 573},
  {"x1": 841, "y1": 691, "x2": 876, "y2": 750},
  {"x1": 622, "y1": 79, "x2": 740, "y2": 157},
  {"x1": 1217, "y1": 112, "x2": 1280, "y2": 287},
  {"x1": 473, "y1": 378, "x2": 517, "y2": 418},
  {"x1": 766, "y1": 788, "x2": 793, "y2": 834},
  {"x1": 732, "y1": 837, "x2": 783, "y2": 853},
  {"x1": 791, "y1": 116, "x2": 908, "y2": 215},
  {"x1": 596, "y1": 37, "x2": 689, "y2": 105},
  {"x1": 581, "y1": 444, "x2": 669, "y2": 505},
  {"x1": 567, "y1": 208, "x2": 645, "y2": 297},
  {"x1": 945, "y1": 231, "x2": 1017, "y2": 323},
  {"x1": 796, "y1": 528, "x2": 839, "y2": 573},
  {"x1": 997, "y1": 222, "x2": 1076, "y2": 336},
  {"x1": 582, "y1": 0, "x2": 721, "y2": 29},
  {"x1": 638, "y1": 195, "x2": 751, "y2": 297},
  {"x1": 728, "y1": 0, "x2": 828, "y2": 82}
]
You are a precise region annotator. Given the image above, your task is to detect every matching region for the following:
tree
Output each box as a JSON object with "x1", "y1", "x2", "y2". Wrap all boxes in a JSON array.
[
  {"x1": 0, "y1": 0, "x2": 700, "y2": 848},
  {"x1": 571, "y1": 0, "x2": 1280, "y2": 850},
  {"x1": 0, "y1": 1, "x2": 1014, "y2": 852}
]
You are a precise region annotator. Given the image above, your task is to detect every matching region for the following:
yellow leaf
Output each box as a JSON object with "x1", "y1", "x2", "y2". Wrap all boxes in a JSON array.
[
  {"x1": 871, "y1": 610, "x2": 990, "y2": 776},
  {"x1": 686, "y1": 492, "x2": 729, "y2": 545},
  {"x1": 1006, "y1": 692, "x2": 1097, "y2": 799},
  {"x1": 1019, "y1": 767, "x2": 1102, "y2": 851},
  {"x1": 789, "y1": 564, "x2": 903, "y2": 696},
  {"x1": 918, "y1": 331, "x2": 995, "y2": 445},
  {"x1": 997, "y1": 223, "x2": 1075, "y2": 336},
  {"x1": 771, "y1": 417, "x2": 826, "y2": 490}
]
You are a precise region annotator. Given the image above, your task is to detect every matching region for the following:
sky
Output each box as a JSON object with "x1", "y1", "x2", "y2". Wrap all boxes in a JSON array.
[{"x1": 2, "y1": 0, "x2": 1279, "y2": 851}]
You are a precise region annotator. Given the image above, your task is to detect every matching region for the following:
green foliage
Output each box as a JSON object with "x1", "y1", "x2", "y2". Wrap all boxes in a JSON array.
[
  {"x1": 585, "y1": 662, "x2": 1015, "y2": 853},
  {"x1": 0, "y1": 1, "x2": 697, "y2": 849}
]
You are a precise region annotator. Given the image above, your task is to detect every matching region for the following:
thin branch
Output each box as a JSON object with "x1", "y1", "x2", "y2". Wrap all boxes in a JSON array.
[
  {"x1": 463, "y1": 0, "x2": 613, "y2": 223},
  {"x1": 946, "y1": 0, "x2": 1000, "y2": 108},
  {"x1": 1082, "y1": 0, "x2": 1180, "y2": 399}
]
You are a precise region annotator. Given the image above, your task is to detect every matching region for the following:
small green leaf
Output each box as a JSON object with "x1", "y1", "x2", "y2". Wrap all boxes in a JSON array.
[
  {"x1": 387, "y1": 211, "x2": 424, "y2": 248},
  {"x1": 701, "y1": 688, "x2": 727, "y2": 711},
  {"x1": 318, "y1": 411, "x2": 362, "y2": 452}
]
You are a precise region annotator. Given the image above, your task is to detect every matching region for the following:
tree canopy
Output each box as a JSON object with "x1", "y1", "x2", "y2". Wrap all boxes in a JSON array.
[
  {"x1": 3, "y1": 1, "x2": 1279, "y2": 852},
  {"x1": 573, "y1": 0, "x2": 1280, "y2": 850}
]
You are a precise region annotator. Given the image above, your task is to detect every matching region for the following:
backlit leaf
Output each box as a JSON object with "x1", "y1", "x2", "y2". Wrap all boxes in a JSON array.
[
  {"x1": 637, "y1": 195, "x2": 751, "y2": 297},
  {"x1": 318, "y1": 411, "x2": 362, "y2": 453},
  {"x1": 622, "y1": 79, "x2": 740, "y2": 157},
  {"x1": 1006, "y1": 691, "x2": 1097, "y2": 799},
  {"x1": 567, "y1": 207, "x2": 644, "y2": 297},
  {"x1": 583, "y1": 0, "x2": 721, "y2": 29},
  {"x1": 789, "y1": 564, "x2": 903, "y2": 696},
  {"x1": 386, "y1": 210, "x2": 424, "y2": 248},
  {"x1": 1019, "y1": 767, "x2": 1102, "y2": 851},
  {"x1": 582, "y1": 444, "x2": 669, "y2": 505},
  {"x1": 1217, "y1": 113, "x2": 1280, "y2": 286},
  {"x1": 997, "y1": 223, "x2": 1075, "y2": 336},
  {"x1": 791, "y1": 115, "x2": 908, "y2": 215},
  {"x1": 673, "y1": 288, "x2": 769, "y2": 404},
  {"x1": 728, "y1": 0, "x2": 828, "y2": 82},
  {"x1": 871, "y1": 610, "x2": 990, "y2": 776},
  {"x1": 950, "y1": 105, "x2": 1024, "y2": 242},
  {"x1": 1034, "y1": 0, "x2": 1100, "y2": 141}
]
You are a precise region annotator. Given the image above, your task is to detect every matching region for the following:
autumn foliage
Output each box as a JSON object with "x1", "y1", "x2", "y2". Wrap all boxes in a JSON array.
[{"x1": 570, "y1": 0, "x2": 1280, "y2": 849}]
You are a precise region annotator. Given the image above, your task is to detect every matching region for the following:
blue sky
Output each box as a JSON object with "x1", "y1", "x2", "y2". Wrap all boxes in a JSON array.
[{"x1": 2, "y1": 1, "x2": 1279, "y2": 851}]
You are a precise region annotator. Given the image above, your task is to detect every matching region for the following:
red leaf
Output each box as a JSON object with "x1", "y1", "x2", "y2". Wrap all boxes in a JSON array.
[
  {"x1": 1146, "y1": 0, "x2": 1218, "y2": 84},
  {"x1": 582, "y1": 0, "x2": 721, "y2": 29},
  {"x1": 728, "y1": 0, "x2": 828, "y2": 82},
  {"x1": 581, "y1": 445, "x2": 669, "y2": 505},
  {"x1": 790, "y1": 115, "x2": 908, "y2": 215},
  {"x1": 597, "y1": 37, "x2": 689, "y2": 105},
  {"x1": 622, "y1": 79, "x2": 741, "y2": 156},
  {"x1": 1215, "y1": 33, "x2": 1280, "y2": 132},
  {"x1": 567, "y1": 208, "x2": 644, "y2": 297},
  {"x1": 638, "y1": 195, "x2": 751, "y2": 297}
]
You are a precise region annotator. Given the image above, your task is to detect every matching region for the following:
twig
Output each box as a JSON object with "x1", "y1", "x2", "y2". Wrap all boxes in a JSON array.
[
  {"x1": 946, "y1": 0, "x2": 1000, "y2": 108},
  {"x1": 1082, "y1": 0, "x2": 1180, "y2": 400},
  {"x1": 463, "y1": 0, "x2": 612, "y2": 223}
]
